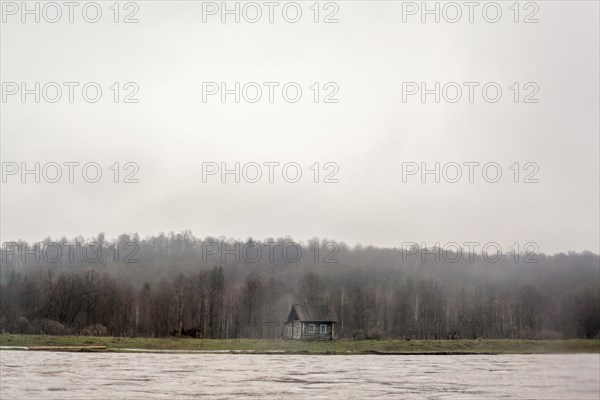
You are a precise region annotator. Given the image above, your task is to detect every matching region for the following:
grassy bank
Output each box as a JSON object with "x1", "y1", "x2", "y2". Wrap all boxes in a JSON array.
[{"x1": 1, "y1": 334, "x2": 599, "y2": 354}]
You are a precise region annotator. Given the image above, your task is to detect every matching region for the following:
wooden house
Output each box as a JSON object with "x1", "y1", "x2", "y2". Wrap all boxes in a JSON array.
[{"x1": 283, "y1": 304, "x2": 338, "y2": 340}]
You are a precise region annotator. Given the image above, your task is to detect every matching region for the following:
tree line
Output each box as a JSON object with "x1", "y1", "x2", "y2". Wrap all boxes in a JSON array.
[{"x1": 1, "y1": 232, "x2": 598, "y2": 339}]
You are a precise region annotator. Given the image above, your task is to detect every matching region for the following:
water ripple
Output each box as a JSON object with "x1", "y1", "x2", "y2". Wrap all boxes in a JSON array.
[{"x1": 0, "y1": 352, "x2": 598, "y2": 399}]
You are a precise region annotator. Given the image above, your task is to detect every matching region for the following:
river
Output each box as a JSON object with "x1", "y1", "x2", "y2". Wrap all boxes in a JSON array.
[{"x1": 1, "y1": 352, "x2": 598, "y2": 399}]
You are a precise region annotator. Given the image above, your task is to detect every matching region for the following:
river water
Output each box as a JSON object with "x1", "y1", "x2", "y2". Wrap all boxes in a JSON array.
[{"x1": 0, "y1": 352, "x2": 598, "y2": 399}]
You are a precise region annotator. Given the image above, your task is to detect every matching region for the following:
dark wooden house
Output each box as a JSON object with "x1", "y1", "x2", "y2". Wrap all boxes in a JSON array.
[{"x1": 283, "y1": 304, "x2": 338, "y2": 340}]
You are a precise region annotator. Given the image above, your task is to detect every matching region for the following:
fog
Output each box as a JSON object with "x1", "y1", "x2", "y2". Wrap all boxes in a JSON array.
[{"x1": 1, "y1": 1, "x2": 599, "y2": 254}]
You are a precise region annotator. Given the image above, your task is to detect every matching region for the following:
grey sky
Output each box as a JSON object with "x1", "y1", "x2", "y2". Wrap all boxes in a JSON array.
[{"x1": 1, "y1": 1, "x2": 598, "y2": 254}]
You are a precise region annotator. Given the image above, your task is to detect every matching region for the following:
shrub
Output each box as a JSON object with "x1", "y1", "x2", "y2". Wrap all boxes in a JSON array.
[{"x1": 81, "y1": 324, "x2": 108, "y2": 337}]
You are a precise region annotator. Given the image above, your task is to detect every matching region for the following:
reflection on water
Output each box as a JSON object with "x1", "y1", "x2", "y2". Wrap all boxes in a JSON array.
[{"x1": 1, "y1": 352, "x2": 598, "y2": 399}]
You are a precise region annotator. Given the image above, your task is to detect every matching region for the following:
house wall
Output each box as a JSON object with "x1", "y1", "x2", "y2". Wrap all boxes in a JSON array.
[
  {"x1": 300, "y1": 322, "x2": 334, "y2": 341},
  {"x1": 284, "y1": 321, "x2": 336, "y2": 340},
  {"x1": 283, "y1": 321, "x2": 302, "y2": 340}
]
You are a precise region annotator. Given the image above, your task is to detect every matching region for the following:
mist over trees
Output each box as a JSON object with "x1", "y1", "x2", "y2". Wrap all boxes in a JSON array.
[{"x1": 1, "y1": 232, "x2": 598, "y2": 340}]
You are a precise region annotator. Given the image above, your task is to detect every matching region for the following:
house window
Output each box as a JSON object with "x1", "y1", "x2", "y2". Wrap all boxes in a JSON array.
[
  {"x1": 320, "y1": 324, "x2": 327, "y2": 334},
  {"x1": 308, "y1": 324, "x2": 315, "y2": 334}
]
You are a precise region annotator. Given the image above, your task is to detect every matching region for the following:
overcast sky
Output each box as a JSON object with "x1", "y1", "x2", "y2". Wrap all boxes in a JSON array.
[{"x1": 1, "y1": 1, "x2": 598, "y2": 254}]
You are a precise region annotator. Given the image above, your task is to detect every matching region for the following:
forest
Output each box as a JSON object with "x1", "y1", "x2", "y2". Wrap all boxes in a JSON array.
[{"x1": 1, "y1": 232, "x2": 598, "y2": 340}]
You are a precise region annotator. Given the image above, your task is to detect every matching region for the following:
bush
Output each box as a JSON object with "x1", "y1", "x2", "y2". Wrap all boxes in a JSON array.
[
  {"x1": 365, "y1": 329, "x2": 385, "y2": 340},
  {"x1": 81, "y1": 324, "x2": 108, "y2": 337},
  {"x1": 40, "y1": 320, "x2": 65, "y2": 335},
  {"x1": 16, "y1": 317, "x2": 30, "y2": 334}
]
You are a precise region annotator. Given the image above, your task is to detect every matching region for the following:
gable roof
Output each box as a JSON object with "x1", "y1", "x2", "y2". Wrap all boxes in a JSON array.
[{"x1": 286, "y1": 304, "x2": 339, "y2": 323}]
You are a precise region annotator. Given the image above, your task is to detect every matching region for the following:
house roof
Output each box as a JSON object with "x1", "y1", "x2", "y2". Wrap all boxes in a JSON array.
[{"x1": 286, "y1": 304, "x2": 339, "y2": 323}]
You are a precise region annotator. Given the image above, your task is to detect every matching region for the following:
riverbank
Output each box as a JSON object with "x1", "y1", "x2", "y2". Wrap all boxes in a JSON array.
[{"x1": 1, "y1": 335, "x2": 598, "y2": 354}]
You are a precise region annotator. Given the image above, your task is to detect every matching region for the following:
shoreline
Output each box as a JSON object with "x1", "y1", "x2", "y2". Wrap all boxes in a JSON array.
[
  {"x1": 0, "y1": 348, "x2": 534, "y2": 355},
  {"x1": 1, "y1": 335, "x2": 598, "y2": 355}
]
